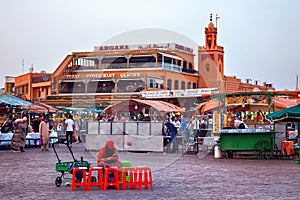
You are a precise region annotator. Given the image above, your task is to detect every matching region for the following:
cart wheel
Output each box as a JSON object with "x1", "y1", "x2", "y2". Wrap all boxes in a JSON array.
[
  {"x1": 222, "y1": 152, "x2": 227, "y2": 159},
  {"x1": 226, "y1": 151, "x2": 234, "y2": 158},
  {"x1": 55, "y1": 177, "x2": 62, "y2": 187},
  {"x1": 254, "y1": 140, "x2": 272, "y2": 159}
]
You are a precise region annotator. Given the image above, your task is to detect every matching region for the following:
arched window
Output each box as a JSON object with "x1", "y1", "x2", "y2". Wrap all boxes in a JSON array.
[
  {"x1": 193, "y1": 82, "x2": 197, "y2": 89},
  {"x1": 167, "y1": 79, "x2": 172, "y2": 90},
  {"x1": 187, "y1": 82, "x2": 191, "y2": 89},
  {"x1": 174, "y1": 80, "x2": 179, "y2": 90},
  {"x1": 181, "y1": 81, "x2": 185, "y2": 90}
]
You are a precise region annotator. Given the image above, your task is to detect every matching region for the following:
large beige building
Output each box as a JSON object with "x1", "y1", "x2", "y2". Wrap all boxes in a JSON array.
[{"x1": 11, "y1": 17, "x2": 275, "y2": 110}]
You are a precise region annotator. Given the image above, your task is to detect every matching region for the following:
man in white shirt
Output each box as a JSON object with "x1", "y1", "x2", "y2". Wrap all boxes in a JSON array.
[
  {"x1": 65, "y1": 114, "x2": 75, "y2": 147},
  {"x1": 172, "y1": 116, "x2": 181, "y2": 133},
  {"x1": 192, "y1": 117, "x2": 200, "y2": 138},
  {"x1": 234, "y1": 119, "x2": 248, "y2": 129}
]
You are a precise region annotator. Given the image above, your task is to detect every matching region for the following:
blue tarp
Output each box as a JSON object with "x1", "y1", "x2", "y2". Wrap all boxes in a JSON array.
[{"x1": 0, "y1": 95, "x2": 32, "y2": 107}]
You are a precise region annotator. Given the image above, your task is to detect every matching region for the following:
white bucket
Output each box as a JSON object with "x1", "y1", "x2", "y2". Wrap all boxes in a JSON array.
[{"x1": 214, "y1": 145, "x2": 222, "y2": 159}]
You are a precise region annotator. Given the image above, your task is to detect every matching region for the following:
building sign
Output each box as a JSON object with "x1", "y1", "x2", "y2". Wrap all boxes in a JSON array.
[
  {"x1": 65, "y1": 74, "x2": 81, "y2": 79},
  {"x1": 86, "y1": 73, "x2": 116, "y2": 78},
  {"x1": 94, "y1": 43, "x2": 193, "y2": 54},
  {"x1": 172, "y1": 90, "x2": 185, "y2": 97},
  {"x1": 140, "y1": 88, "x2": 219, "y2": 99},
  {"x1": 120, "y1": 73, "x2": 141, "y2": 78},
  {"x1": 226, "y1": 95, "x2": 269, "y2": 105},
  {"x1": 185, "y1": 88, "x2": 219, "y2": 97},
  {"x1": 97, "y1": 45, "x2": 129, "y2": 51},
  {"x1": 140, "y1": 90, "x2": 170, "y2": 98},
  {"x1": 64, "y1": 72, "x2": 141, "y2": 79},
  {"x1": 212, "y1": 111, "x2": 221, "y2": 134}
]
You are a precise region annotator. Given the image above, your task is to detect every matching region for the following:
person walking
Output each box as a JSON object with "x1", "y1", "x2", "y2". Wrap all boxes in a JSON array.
[
  {"x1": 191, "y1": 116, "x2": 200, "y2": 138},
  {"x1": 165, "y1": 114, "x2": 178, "y2": 153},
  {"x1": 65, "y1": 114, "x2": 75, "y2": 148},
  {"x1": 39, "y1": 117, "x2": 51, "y2": 151},
  {"x1": 11, "y1": 117, "x2": 28, "y2": 152}
]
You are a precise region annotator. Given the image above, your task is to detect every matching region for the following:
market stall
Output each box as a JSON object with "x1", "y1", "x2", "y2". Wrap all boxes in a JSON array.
[
  {"x1": 103, "y1": 99, "x2": 183, "y2": 114},
  {"x1": 266, "y1": 104, "x2": 300, "y2": 159},
  {"x1": 0, "y1": 132, "x2": 58, "y2": 148},
  {"x1": 219, "y1": 129, "x2": 277, "y2": 159}
]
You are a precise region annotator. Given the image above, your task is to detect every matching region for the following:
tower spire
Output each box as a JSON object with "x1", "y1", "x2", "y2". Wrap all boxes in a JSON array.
[{"x1": 210, "y1": 13, "x2": 212, "y2": 22}]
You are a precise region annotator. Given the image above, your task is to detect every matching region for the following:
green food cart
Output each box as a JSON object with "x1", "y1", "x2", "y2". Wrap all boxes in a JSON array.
[{"x1": 219, "y1": 129, "x2": 277, "y2": 159}]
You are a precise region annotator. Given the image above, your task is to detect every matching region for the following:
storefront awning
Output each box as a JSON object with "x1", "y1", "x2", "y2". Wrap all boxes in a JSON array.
[
  {"x1": 104, "y1": 99, "x2": 183, "y2": 113},
  {"x1": 0, "y1": 95, "x2": 32, "y2": 107}
]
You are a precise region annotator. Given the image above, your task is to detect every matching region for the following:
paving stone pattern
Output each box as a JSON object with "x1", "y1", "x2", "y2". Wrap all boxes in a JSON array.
[{"x1": 0, "y1": 143, "x2": 300, "y2": 200}]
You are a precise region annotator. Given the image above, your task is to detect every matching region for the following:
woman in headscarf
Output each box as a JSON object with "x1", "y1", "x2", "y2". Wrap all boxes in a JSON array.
[
  {"x1": 96, "y1": 141, "x2": 122, "y2": 170},
  {"x1": 11, "y1": 117, "x2": 28, "y2": 152},
  {"x1": 39, "y1": 117, "x2": 51, "y2": 151}
]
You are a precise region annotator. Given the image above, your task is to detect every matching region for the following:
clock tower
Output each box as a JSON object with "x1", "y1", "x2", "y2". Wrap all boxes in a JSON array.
[{"x1": 198, "y1": 14, "x2": 225, "y2": 92}]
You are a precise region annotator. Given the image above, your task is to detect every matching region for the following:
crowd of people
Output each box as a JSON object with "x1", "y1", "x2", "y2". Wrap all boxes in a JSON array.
[
  {"x1": 0, "y1": 107, "x2": 271, "y2": 154},
  {"x1": 0, "y1": 112, "x2": 83, "y2": 152},
  {"x1": 162, "y1": 113, "x2": 212, "y2": 153}
]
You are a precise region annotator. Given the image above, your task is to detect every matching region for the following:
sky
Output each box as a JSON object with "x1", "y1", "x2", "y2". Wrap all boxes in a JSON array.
[{"x1": 0, "y1": 0, "x2": 300, "y2": 90}]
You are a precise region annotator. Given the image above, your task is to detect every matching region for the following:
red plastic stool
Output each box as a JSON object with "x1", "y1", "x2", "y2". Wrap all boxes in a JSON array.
[
  {"x1": 87, "y1": 167, "x2": 103, "y2": 190},
  {"x1": 71, "y1": 167, "x2": 88, "y2": 191},
  {"x1": 103, "y1": 167, "x2": 120, "y2": 190},
  {"x1": 121, "y1": 167, "x2": 137, "y2": 190},
  {"x1": 136, "y1": 166, "x2": 153, "y2": 190}
]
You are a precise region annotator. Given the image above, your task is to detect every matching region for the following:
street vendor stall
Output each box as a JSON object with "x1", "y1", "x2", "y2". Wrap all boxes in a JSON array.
[
  {"x1": 266, "y1": 104, "x2": 300, "y2": 159},
  {"x1": 0, "y1": 132, "x2": 58, "y2": 148},
  {"x1": 219, "y1": 129, "x2": 277, "y2": 159}
]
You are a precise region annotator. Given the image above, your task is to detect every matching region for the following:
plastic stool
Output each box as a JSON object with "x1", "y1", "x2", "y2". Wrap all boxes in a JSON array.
[
  {"x1": 103, "y1": 167, "x2": 120, "y2": 190},
  {"x1": 136, "y1": 166, "x2": 153, "y2": 190},
  {"x1": 121, "y1": 161, "x2": 132, "y2": 168},
  {"x1": 87, "y1": 167, "x2": 103, "y2": 190},
  {"x1": 71, "y1": 167, "x2": 88, "y2": 191},
  {"x1": 121, "y1": 167, "x2": 137, "y2": 190},
  {"x1": 121, "y1": 161, "x2": 132, "y2": 181}
]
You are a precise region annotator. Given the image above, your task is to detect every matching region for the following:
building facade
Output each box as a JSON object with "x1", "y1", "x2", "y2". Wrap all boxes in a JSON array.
[
  {"x1": 14, "y1": 72, "x2": 51, "y2": 101},
  {"x1": 40, "y1": 43, "x2": 202, "y2": 109},
  {"x1": 12, "y1": 17, "x2": 275, "y2": 109}
]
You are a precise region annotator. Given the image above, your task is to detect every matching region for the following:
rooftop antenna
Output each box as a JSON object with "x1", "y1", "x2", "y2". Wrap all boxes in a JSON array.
[
  {"x1": 22, "y1": 59, "x2": 24, "y2": 74},
  {"x1": 296, "y1": 74, "x2": 299, "y2": 90},
  {"x1": 216, "y1": 14, "x2": 221, "y2": 28}
]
